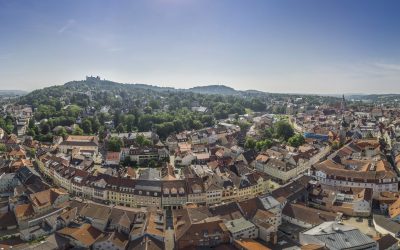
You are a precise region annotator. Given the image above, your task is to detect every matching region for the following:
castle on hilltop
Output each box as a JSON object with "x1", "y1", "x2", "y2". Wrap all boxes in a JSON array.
[{"x1": 86, "y1": 75, "x2": 101, "y2": 81}]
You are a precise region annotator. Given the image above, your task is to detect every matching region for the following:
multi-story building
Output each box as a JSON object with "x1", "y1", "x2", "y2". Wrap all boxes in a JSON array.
[
  {"x1": 309, "y1": 184, "x2": 373, "y2": 217},
  {"x1": 186, "y1": 177, "x2": 206, "y2": 205},
  {"x1": 29, "y1": 188, "x2": 69, "y2": 215},
  {"x1": 16, "y1": 117, "x2": 29, "y2": 136},
  {"x1": 105, "y1": 151, "x2": 121, "y2": 165},
  {"x1": 224, "y1": 217, "x2": 258, "y2": 240},
  {"x1": 37, "y1": 150, "x2": 271, "y2": 211},
  {"x1": 161, "y1": 180, "x2": 187, "y2": 209},
  {"x1": 282, "y1": 203, "x2": 340, "y2": 228},
  {"x1": 0, "y1": 173, "x2": 20, "y2": 194},
  {"x1": 255, "y1": 144, "x2": 330, "y2": 183},
  {"x1": 110, "y1": 131, "x2": 159, "y2": 146},
  {"x1": 173, "y1": 207, "x2": 230, "y2": 249},
  {"x1": 128, "y1": 146, "x2": 167, "y2": 164},
  {"x1": 312, "y1": 140, "x2": 398, "y2": 197},
  {"x1": 300, "y1": 221, "x2": 377, "y2": 250},
  {"x1": 59, "y1": 135, "x2": 99, "y2": 155}
]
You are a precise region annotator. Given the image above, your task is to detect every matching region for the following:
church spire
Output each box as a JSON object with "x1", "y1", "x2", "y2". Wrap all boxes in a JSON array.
[{"x1": 340, "y1": 94, "x2": 346, "y2": 111}]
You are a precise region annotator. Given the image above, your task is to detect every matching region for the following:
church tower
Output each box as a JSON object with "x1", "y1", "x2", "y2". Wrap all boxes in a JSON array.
[
  {"x1": 340, "y1": 94, "x2": 346, "y2": 112},
  {"x1": 339, "y1": 115, "x2": 349, "y2": 145}
]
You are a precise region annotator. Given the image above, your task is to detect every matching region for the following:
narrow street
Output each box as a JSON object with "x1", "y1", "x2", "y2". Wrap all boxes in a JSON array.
[{"x1": 164, "y1": 229, "x2": 175, "y2": 250}]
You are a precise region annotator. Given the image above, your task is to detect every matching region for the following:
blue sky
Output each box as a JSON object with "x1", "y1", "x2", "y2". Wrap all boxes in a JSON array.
[{"x1": 1, "y1": 0, "x2": 400, "y2": 94}]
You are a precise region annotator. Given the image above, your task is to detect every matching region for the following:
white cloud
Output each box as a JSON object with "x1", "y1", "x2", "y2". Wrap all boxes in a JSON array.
[
  {"x1": 251, "y1": 60, "x2": 400, "y2": 94},
  {"x1": 58, "y1": 19, "x2": 76, "y2": 34},
  {"x1": 371, "y1": 62, "x2": 400, "y2": 71}
]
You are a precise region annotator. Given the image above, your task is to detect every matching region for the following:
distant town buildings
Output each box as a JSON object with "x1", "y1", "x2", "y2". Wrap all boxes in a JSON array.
[{"x1": 2, "y1": 91, "x2": 400, "y2": 249}]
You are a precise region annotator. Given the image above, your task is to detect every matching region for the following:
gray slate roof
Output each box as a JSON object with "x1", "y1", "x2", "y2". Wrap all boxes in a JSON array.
[{"x1": 302, "y1": 221, "x2": 376, "y2": 249}]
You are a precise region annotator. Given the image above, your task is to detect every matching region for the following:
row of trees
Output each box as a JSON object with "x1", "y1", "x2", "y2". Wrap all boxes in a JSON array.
[
  {"x1": 107, "y1": 134, "x2": 153, "y2": 152},
  {"x1": 245, "y1": 120, "x2": 305, "y2": 151},
  {"x1": 0, "y1": 116, "x2": 15, "y2": 134},
  {"x1": 17, "y1": 79, "x2": 272, "y2": 141}
]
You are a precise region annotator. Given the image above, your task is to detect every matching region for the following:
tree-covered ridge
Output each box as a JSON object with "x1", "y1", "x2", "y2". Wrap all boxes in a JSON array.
[
  {"x1": 187, "y1": 85, "x2": 237, "y2": 95},
  {"x1": 17, "y1": 78, "x2": 340, "y2": 142}
]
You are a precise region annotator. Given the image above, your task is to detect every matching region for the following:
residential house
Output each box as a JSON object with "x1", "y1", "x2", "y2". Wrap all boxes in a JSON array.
[
  {"x1": 224, "y1": 217, "x2": 258, "y2": 240},
  {"x1": 79, "y1": 203, "x2": 112, "y2": 232},
  {"x1": 57, "y1": 223, "x2": 104, "y2": 249},
  {"x1": 282, "y1": 203, "x2": 340, "y2": 228},
  {"x1": 105, "y1": 151, "x2": 121, "y2": 166},
  {"x1": 92, "y1": 231, "x2": 129, "y2": 250},
  {"x1": 173, "y1": 206, "x2": 230, "y2": 249}
]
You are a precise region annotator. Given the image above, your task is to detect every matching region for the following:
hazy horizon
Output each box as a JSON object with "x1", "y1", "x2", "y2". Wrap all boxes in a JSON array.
[
  {"x1": 2, "y1": 77, "x2": 398, "y2": 97},
  {"x1": 1, "y1": 0, "x2": 400, "y2": 94}
]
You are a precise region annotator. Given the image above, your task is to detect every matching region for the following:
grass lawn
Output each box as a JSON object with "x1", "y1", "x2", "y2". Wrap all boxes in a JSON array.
[{"x1": 245, "y1": 108, "x2": 253, "y2": 115}]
